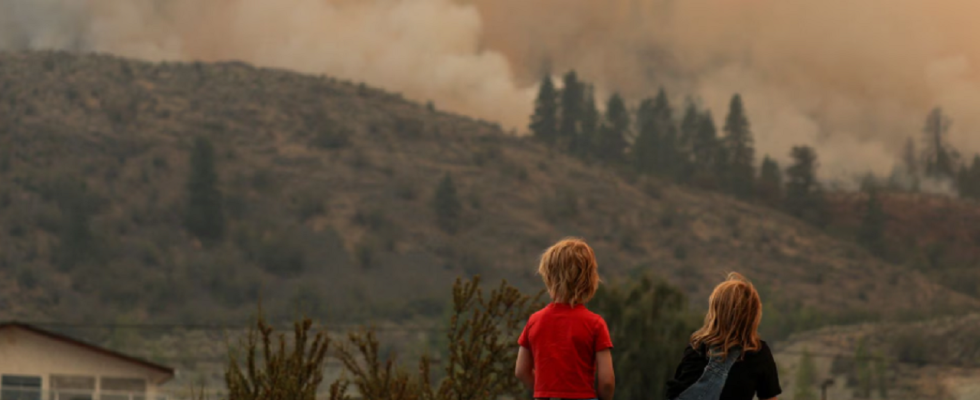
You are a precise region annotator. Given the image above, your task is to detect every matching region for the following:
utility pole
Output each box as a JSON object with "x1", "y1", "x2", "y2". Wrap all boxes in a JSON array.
[{"x1": 821, "y1": 378, "x2": 835, "y2": 400}]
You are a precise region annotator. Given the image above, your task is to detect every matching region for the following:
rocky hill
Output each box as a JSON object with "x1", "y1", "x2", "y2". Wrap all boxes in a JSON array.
[{"x1": 0, "y1": 51, "x2": 974, "y2": 333}]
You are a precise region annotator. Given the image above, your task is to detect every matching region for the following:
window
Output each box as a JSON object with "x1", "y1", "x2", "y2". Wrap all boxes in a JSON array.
[
  {"x1": 97, "y1": 378, "x2": 145, "y2": 400},
  {"x1": 1, "y1": 375, "x2": 42, "y2": 400},
  {"x1": 49, "y1": 375, "x2": 95, "y2": 400}
]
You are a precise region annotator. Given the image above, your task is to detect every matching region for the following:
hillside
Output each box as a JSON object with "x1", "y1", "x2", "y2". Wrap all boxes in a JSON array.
[
  {"x1": 773, "y1": 313, "x2": 980, "y2": 400},
  {"x1": 827, "y1": 192, "x2": 980, "y2": 297},
  {"x1": 0, "y1": 51, "x2": 975, "y2": 331}
]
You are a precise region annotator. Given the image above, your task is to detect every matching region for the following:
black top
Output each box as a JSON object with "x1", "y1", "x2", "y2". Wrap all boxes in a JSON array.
[{"x1": 665, "y1": 341, "x2": 782, "y2": 400}]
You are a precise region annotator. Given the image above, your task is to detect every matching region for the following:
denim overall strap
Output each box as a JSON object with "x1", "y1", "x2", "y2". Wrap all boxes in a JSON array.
[{"x1": 673, "y1": 346, "x2": 742, "y2": 400}]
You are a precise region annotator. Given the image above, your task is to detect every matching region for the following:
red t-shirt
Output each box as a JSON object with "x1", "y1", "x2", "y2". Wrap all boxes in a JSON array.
[{"x1": 518, "y1": 303, "x2": 613, "y2": 399}]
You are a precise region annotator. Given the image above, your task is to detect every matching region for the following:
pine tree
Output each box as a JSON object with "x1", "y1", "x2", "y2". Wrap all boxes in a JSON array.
[
  {"x1": 722, "y1": 94, "x2": 755, "y2": 199},
  {"x1": 757, "y1": 155, "x2": 783, "y2": 207},
  {"x1": 858, "y1": 187, "x2": 887, "y2": 257},
  {"x1": 558, "y1": 70, "x2": 584, "y2": 154},
  {"x1": 695, "y1": 111, "x2": 721, "y2": 189},
  {"x1": 432, "y1": 173, "x2": 462, "y2": 234},
  {"x1": 901, "y1": 137, "x2": 920, "y2": 191},
  {"x1": 958, "y1": 155, "x2": 980, "y2": 199},
  {"x1": 55, "y1": 180, "x2": 101, "y2": 271},
  {"x1": 922, "y1": 108, "x2": 958, "y2": 179},
  {"x1": 633, "y1": 97, "x2": 660, "y2": 174},
  {"x1": 529, "y1": 75, "x2": 559, "y2": 145},
  {"x1": 794, "y1": 349, "x2": 817, "y2": 400},
  {"x1": 652, "y1": 89, "x2": 680, "y2": 179},
  {"x1": 579, "y1": 84, "x2": 600, "y2": 160},
  {"x1": 676, "y1": 102, "x2": 700, "y2": 183},
  {"x1": 595, "y1": 93, "x2": 630, "y2": 163},
  {"x1": 784, "y1": 146, "x2": 829, "y2": 227},
  {"x1": 184, "y1": 136, "x2": 225, "y2": 242}
]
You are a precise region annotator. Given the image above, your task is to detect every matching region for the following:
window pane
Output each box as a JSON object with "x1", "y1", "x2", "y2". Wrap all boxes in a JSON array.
[
  {"x1": 2, "y1": 388, "x2": 41, "y2": 400},
  {"x1": 1, "y1": 376, "x2": 41, "y2": 389},
  {"x1": 2, "y1": 375, "x2": 42, "y2": 400},
  {"x1": 50, "y1": 376, "x2": 95, "y2": 391},
  {"x1": 98, "y1": 378, "x2": 145, "y2": 393}
]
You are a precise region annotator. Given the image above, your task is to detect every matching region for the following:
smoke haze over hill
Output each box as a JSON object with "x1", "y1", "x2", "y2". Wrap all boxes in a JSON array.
[{"x1": 4, "y1": 0, "x2": 980, "y2": 179}]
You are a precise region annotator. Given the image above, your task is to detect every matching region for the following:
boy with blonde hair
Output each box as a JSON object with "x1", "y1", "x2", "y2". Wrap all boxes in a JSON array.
[{"x1": 515, "y1": 238, "x2": 615, "y2": 400}]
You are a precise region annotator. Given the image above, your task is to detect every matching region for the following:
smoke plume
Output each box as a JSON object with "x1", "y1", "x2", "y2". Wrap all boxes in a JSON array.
[{"x1": 4, "y1": 0, "x2": 980, "y2": 180}]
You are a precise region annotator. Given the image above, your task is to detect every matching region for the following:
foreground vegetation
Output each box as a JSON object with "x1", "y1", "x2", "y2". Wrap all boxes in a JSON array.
[{"x1": 191, "y1": 276, "x2": 702, "y2": 400}]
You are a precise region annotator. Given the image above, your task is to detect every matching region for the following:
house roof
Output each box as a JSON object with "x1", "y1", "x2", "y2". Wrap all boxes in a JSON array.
[{"x1": 0, "y1": 322, "x2": 175, "y2": 380}]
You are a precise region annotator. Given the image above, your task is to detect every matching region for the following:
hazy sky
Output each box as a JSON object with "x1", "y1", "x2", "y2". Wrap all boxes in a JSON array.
[{"x1": 3, "y1": 0, "x2": 980, "y2": 182}]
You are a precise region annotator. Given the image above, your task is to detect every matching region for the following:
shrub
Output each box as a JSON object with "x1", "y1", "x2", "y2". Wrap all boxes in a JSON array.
[
  {"x1": 432, "y1": 173, "x2": 462, "y2": 234},
  {"x1": 310, "y1": 125, "x2": 352, "y2": 149}
]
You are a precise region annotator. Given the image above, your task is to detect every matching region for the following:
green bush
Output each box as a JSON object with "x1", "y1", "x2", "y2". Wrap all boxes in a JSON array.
[{"x1": 310, "y1": 125, "x2": 352, "y2": 149}]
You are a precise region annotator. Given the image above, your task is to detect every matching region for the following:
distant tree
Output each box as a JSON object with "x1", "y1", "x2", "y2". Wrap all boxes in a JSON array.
[
  {"x1": 558, "y1": 70, "x2": 584, "y2": 153},
  {"x1": 957, "y1": 154, "x2": 980, "y2": 199},
  {"x1": 676, "y1": 102, "x2": 700, "y2": 182},
  {"x1": 184, "y1": 136, "x2": 225, "y2": 242},
  {"x1": 922, "y1": 108, "x2": 958, "y2": 179},
  {"x1": 784, "y1": 146, "x2": 829, "y2": 227},
  {"x1": 632, "y1": 97, "x2": 660, "y2": 174},
  {"x1": 757, "y1": 156, "x2": 783, "y2": 207},
  {"x1": 579, "y1": 84, "x2": 601, "y2": 159},
  {"x1": 54, "y1": 180, "x2": 102, "y2": 270},
  {"x1": 722, "y1": 94, "x2": 755, "y2": 199},
  {"x1": 653, "y1": 90, "x2": 681, "y2": 180},
  {"x1": 529, "y1": 75, "x2": 559, "y2": 145},
  {"x1": 858, "y1": 187, "x2": 887, "y2": 257},
  {"x1": 901, "y1": 137, "x2": 920, "y2": 191},
  {"x1": 695, "y1": 111, "x2": 722, "y2": 189},
  {"x1": 794, "y1": 349, "x2": 818, "y2": 400},
  {"x1": 595, "y1": 93, "x2": 629, "y2": 163},
  {"x1": 432, "y1": 173, "x2": 462, "y2": 233}
]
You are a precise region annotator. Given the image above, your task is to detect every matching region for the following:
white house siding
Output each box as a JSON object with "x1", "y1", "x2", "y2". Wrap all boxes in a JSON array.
[{"x1": 0, "y1": 326, "x2": 171, "y2": 399}]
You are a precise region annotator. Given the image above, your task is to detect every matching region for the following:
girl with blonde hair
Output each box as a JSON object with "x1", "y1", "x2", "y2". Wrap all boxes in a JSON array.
[
  {"x1": 515, "y1": 238, "x2": 615, "y2": 400},
  {"x1": 665, "y1": 273, "x2": 781, "y2": 400}
]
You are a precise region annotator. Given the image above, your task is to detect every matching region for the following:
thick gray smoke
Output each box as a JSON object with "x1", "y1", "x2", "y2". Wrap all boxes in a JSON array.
[{"x1": 4, "y1": 0, "x2": 980, "y2": 181}]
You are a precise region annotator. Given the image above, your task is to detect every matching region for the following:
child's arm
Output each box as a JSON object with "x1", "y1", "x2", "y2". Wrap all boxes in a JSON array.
[
  {"x1": 515, "y1": 346, "x2": 535, "y2": 389},
  {"x1": 596, "y1": 349, "x2": 615, "y2": 400}
]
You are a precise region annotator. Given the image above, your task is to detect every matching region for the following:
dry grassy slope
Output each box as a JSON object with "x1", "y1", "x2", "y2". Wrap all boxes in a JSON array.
[
  {"x1": 0, "y1": 50, "x2": 974, "y2": 325},
  {"x1": 774, "y1": 313, "x2": 980, "y2": 400}
]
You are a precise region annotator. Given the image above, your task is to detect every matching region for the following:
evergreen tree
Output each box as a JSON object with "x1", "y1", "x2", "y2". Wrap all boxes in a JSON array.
[
  {"x1": 55, "y1": 180, "x2": 101, "y2": 270},
  {"x1": 694, "y1": 111, "x2": 721, "y2": 189},
  {"x1": 595, "y1": 93, "x2": 630, "y2": 163},
  {"x1": 922, "y1": 108, "x2": 958, "y2": 179},
  {"x1": 722, "y1": 94, "x2": 756, "y2": 199},
  {"x1": 579, "y1": 84, "x2": 601, "y2": 160},
  {"x1": 858, "y1": 187, "x2": 887, "y2": 257},
  {"x1": 784, "y1": 146, "x2": 829, "y2": 227},
  {"x1": 432, "y1": 173, "x2": 462, "y2": 234},
  {"x1": 184, "y1": 136, "x2": 225, "y2": 242},
  {"x1": 676, "y1": 102, "x2": 700, "y2": 182},
  {"x1": 794, "y1": 349, "x2": 817, "y2": 400},
  {"x1": 958, "y1": 155, "x2": 980, "y2": 199},
  {"x1": 652, "y1": 89, "x2": 680, "y2": 179},
  {"x1": 558, "y1": 70, "x2": 584, "y2": 154},
  {"x1": 632, "y1": 97, "x2": 660, "y2": 174},
  {"x1": 901, "y1": 137, "x2": 920, "y2": 191},
  {"x1": 757, "y1": 155, "x2": 783, "y2": 207},
  {"x1": 529, "y1": 75, "x2": 559, "y2": 145}
]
